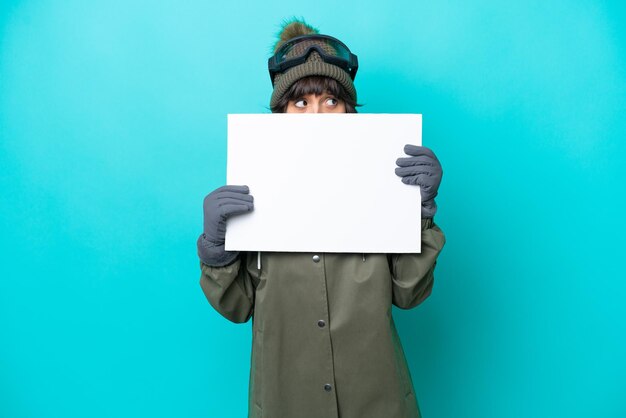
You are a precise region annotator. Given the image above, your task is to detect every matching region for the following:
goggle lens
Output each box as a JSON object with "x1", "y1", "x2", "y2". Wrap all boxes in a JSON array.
[{"x1": 276, "y1": 37, "x2": 352, "y2": 63}]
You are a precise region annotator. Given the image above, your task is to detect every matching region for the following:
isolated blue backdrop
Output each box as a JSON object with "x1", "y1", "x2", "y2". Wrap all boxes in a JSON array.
[{"x1": 1, "y1": 1, "x2": 625, "y2": 417}]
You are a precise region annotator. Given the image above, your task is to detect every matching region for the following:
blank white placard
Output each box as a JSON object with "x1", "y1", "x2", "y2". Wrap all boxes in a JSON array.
[{"x1": 225, "y1": 113, "x2": 422, "y2": 253}]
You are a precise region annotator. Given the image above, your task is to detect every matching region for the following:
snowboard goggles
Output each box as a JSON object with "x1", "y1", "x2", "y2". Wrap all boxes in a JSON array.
[{"x1": 268, "y1": 34, "x2": 359, "y2": 86}]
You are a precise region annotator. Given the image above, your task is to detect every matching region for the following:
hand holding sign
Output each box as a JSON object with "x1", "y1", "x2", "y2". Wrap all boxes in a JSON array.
[
  {"x1": 197, "y1": 185, "x2": 254, "y2": 266},
  {"x1": 395, "y1": 144, "x2": 443, "y2": 219}
]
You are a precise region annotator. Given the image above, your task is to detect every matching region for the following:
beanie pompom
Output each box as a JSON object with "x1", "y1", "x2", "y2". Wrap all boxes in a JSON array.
[{"x1": 274, "y1": 18, "x2": 319, "y2": 53}]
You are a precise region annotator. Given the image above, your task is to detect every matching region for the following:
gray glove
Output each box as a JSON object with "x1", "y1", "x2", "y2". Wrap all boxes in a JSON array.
[
  {"x1": 395, "y1": 145, "x2": 443, "y2": 218},
  {"x1": 197, "y1": 185, "x2": 254, "y2": 266}
]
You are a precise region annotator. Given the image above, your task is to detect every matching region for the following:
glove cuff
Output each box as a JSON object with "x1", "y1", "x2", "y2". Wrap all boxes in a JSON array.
[
  {"x1": 421, "y1": 199, "x2": 437, "y2": 219},
  {"x1": 197, "y1": 233, "x2": 240, "y2": 267}
]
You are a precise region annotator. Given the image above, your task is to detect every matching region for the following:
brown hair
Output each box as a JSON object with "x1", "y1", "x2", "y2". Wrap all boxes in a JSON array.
[{"x1": 271, "y1": 76, "x2": 360, "y2": 113}]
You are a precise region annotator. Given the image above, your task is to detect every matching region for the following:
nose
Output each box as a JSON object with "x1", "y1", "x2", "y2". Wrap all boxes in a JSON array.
[{"x1": 307, "y1": 103, "x2": 321, "y2": 113}]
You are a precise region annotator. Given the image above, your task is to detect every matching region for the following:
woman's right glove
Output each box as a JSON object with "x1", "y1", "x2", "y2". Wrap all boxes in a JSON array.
[{"x1": 197, "y1": 185, "x2": 254, "y2": 266}]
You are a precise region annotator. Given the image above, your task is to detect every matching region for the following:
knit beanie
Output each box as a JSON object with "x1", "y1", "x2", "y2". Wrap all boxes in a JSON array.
[{"x1": 269, "y1": 19, "x2": 357, "y2": 110}]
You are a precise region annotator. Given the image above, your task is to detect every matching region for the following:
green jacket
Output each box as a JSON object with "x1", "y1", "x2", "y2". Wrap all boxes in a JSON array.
[{"x1": 199, "y1": 218, "x2": 445, "y2": 418}]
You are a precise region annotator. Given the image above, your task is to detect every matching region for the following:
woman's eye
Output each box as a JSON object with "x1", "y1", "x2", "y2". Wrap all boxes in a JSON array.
[
  {"x1": 326, "y1": 98, "x2": 338, "y2": 106},
  {"x1": 295, "y1": 99, "x2": 307, "y2": 108}
]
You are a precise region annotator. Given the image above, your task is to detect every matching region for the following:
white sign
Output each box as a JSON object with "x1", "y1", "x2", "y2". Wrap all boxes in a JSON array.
[{"x1": 225, "y1": 114, "x2": 422, "y2": 253}]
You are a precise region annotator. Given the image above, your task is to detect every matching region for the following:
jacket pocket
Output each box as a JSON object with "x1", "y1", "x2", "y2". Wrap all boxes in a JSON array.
[
  {"x1": 405, "y1": 391, "x2": 421, "y2": 418},
  {"x1": 390, "y1": 323, "x2": 413, "y2": 397},
  {"x1": 252, "y1": 328, "x2": 263, "y2": 410},
  {"x1": 251, "y1": 403, "x2": 262, "y2": 418}
]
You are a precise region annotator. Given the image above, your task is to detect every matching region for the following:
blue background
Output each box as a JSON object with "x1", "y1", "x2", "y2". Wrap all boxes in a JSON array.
[{"x1": 1, "y1": 1, "x2": 625, "y2": 417}]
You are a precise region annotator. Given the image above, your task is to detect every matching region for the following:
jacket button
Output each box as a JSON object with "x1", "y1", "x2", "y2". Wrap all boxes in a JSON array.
[
  {"x1": 324, "y1": 383, "x2": 332, "y2": 392},
  {"x1": 317, "y1": 320, "x2": 326, "y2": 328},
  {"x1": 312, "y1": 255, "x2": 320, "y2": 262}
]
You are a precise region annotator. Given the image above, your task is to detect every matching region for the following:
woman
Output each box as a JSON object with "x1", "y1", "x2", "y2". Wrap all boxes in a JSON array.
[{"x1": 197, "y1": 19, "x2": 445, "y2": 418}]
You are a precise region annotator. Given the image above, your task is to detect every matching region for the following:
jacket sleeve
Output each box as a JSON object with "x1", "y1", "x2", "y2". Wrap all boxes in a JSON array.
[
  {"x1": 199, "y1": 252, "x2": 256, "y2": 323},
  {"x1": 389, "y1": 218, "x2": 446, "y2": 309}
]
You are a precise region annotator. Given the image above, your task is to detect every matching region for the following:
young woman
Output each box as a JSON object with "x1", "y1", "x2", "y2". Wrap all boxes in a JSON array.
[{"x1": 197, "y1": 19, "x2": 445, "y2": 418}]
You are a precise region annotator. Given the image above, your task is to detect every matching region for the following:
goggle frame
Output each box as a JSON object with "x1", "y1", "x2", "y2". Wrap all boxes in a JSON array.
[{"x1": 268, "y1": 34, "x2": 359, "y2": 86}]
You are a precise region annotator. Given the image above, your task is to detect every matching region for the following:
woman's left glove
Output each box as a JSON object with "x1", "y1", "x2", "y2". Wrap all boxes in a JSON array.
[{"x1": 395, "y1": 144, "x2": 443, "y2": 219}]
